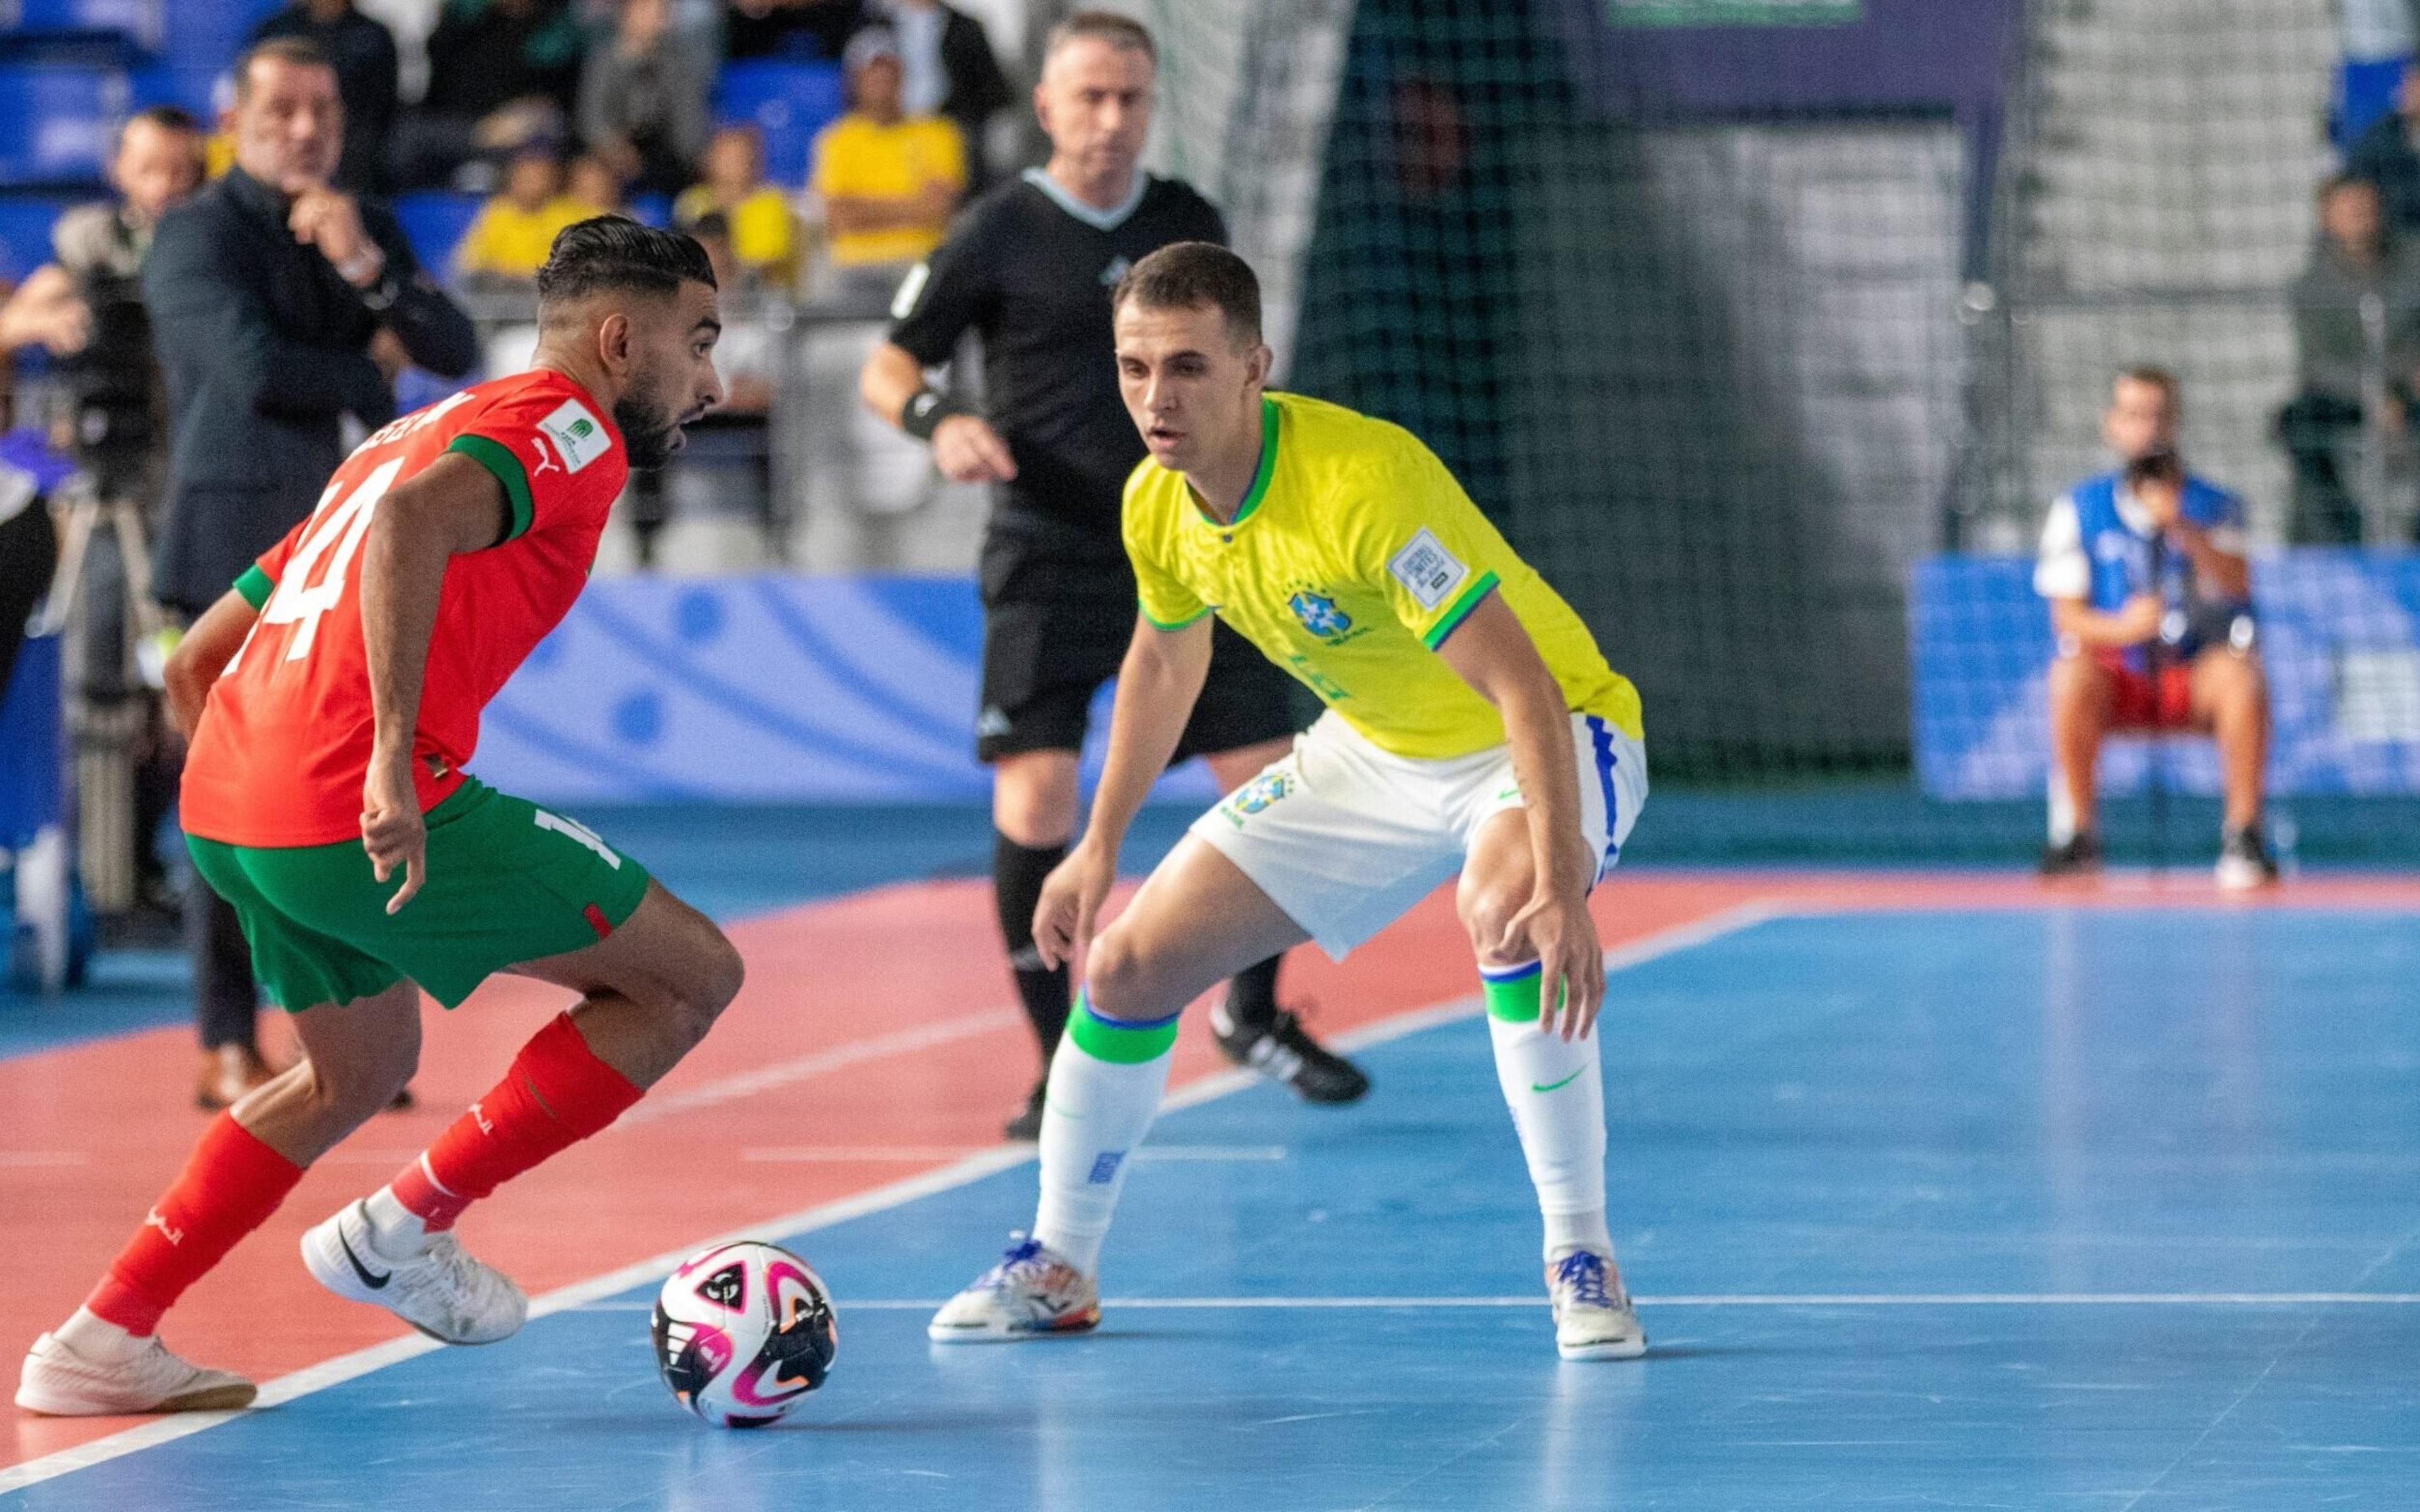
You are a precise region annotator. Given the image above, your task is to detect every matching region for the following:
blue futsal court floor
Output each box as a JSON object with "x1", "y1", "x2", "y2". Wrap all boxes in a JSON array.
[{"x1": 8, "y1": 902, "x2": 2419, "y2": 1508}]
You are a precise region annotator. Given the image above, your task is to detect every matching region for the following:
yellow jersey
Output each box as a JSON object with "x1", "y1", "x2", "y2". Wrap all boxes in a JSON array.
[
  {"x1": 1124, "y1": 391, "x2": 1644, "y2": 760},
  {"x1": 454, "y1": 195, "x2": 594, "y2": 280},
  {"x1": 810, "y1": 113, "x2": 964, "y2": 267},
  {"x1": 672, "y1": 184, "x2": 800, "y2": 287}
]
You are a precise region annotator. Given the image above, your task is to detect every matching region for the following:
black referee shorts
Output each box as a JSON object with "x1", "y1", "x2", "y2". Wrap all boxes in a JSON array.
[{"x1": 974, "y1": 553, "x2": 1299, "y2": 767}]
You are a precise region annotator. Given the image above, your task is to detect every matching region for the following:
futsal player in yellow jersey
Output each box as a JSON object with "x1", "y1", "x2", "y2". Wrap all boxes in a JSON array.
[{"x1": 930, "y1": 243, "x2": 1652, "y2": 1361}]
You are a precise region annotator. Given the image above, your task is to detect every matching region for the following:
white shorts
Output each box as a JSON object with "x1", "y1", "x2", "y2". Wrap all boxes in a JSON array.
[{"x1": 1190, "y1": 710, "x2": 1647, "y2": 960}]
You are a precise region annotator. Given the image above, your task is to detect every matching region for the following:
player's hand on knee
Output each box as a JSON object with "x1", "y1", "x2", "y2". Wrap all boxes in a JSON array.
[
  {"x1": 360, "y1": 754, "x2": 429, "y2": 915},
  {"x1": 1033, "y1": 842, "x2": 1114, "y2": 972},
  {"x1": 933, "y1": 416, "x2": 1018, "y2": 484},
  {"x1": 1517, "y1": 891, "x2": 1605, "y2": 1041}
]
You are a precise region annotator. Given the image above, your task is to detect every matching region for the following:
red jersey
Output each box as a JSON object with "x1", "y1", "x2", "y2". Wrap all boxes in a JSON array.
[{"x1": 181, "y1": 369, "x2": 628, "y2": 847}]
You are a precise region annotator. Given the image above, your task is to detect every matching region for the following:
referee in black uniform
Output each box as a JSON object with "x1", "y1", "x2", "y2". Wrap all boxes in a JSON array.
[{"x1": 862, "y1": 10, "x2": 1366, "y2": 1138}]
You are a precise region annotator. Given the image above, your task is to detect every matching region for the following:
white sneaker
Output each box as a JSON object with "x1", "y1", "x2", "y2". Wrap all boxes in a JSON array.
[
  {"x1": 16, "y1": 1331, "x2": 256, "y2": 1416},
  {"x1": 301, "y1": 1200, "x2": 527, "y2": 1345},
  {"x1": 927, "y1": 1235, "x2": 1100, "y2": 1343},
  {"x1": 1547, "y1": 1247, "x2": 1646, "y2": 1361}
]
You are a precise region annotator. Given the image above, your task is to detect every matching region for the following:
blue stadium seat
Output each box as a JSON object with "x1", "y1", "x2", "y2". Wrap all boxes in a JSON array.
[
  {"x1": 2337, "y1": 55, "x2": 2410, "y2": 153},
  {"x1": 0, "y1": 64, "x2": 129, "y2": 186},
  {"x1": 713, "y1": 61, "x2": 846, "y2": 186},
  {"x1": 0, "y1": 195, "x2": 78, "y2": 280},
  {"x1": 12, "y1": 0, "x2": 162, "y2": 48},
  {"x1": 152, "y1": 0, "x2": 282, "y2": 77},
  {"x1": 393, "y1": 190, "x2": 483, "y2": 274}
]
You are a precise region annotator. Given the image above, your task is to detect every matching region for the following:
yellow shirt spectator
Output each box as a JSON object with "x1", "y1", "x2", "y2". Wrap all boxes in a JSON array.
[
  {"x1": 672, "y1": 183, "x2": 798, "y2": 287},
  {"x1": 810, "y1": 113, "x2": 964, "y2": 268},
  {"x1": 454, "y1": 194, "x2": 593, "y2": 282}
]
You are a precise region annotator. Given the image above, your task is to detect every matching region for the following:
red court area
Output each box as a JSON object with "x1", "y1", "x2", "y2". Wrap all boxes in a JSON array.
[{"x1": 8, "y1": 868, "x2": 2418, "y2": 1470}]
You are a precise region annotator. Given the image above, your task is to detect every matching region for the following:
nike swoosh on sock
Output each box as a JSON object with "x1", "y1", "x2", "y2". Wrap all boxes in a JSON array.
[{"x1": 1530, "y1": 1069, "x2": 1584, "y2": 1094}]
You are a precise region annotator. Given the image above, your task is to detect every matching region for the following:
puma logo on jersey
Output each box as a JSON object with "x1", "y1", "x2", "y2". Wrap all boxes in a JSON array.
[
  {"x1": 530, "y1": 433, "x2": 563, "y2": 478},
  {"x1": 470, "y1": 1101, "x2": 493, "y2": 1135},
  {"x1": 536, "y1": 399, "x2": 613, "y2": 474},
  {"x1": 144, "y1": 1209, "x2": 184, "y2": 1247}
]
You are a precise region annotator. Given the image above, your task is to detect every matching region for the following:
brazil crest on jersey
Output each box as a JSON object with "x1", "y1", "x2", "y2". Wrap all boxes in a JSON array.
[
  {"x1": 1122, "y1": 391, "x2": 1644, "y2": 761},
  {"x1": 180, "y1": 369, "x2": 628, "y2": 847}
]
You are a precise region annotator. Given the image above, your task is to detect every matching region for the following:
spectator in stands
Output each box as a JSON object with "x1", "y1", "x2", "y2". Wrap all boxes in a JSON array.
[
  {"x1": 2278, "y1": 174, "x2": 2420, "y2": 542},
  {"x1": 579, "y1": 0, "x2": 713, "y2": 197},
  {"x1": 876, "y1": 0, "x2": 1011, "y2": 186},
  {"x1": 393, "y1": 0, "x2": 587, "y2": 189},
  {"x1": 2036, "y1": 371, "x2": 2276, "y2": 890},
  {"x1": 146, "y1": 38, "x2": 477, "y2": 1109},
  {"x1": 567, "y1": 151, "x2": 631, "y2": 215},
  {"x1": 812, "y1": 28, "x2": 964, "y2": 287},
  {"x1": 674, "y1": 124, "x2": 800, "y2": 289},
  {"x1": 248, "y1": 0, "x2": 401, "y2": 192},
  {"x1": 724, "y1": 0, "x2": 866, "y2": 60},
  {"x1": 0, "y1": 107, "x2": 206, "y2": 928},
  {"x1": 453, "y1": 142, "x2": 590, "y2": 284},
  {"x1": 2348, "y1": 67, "x2": 2420, "y2": 229}
]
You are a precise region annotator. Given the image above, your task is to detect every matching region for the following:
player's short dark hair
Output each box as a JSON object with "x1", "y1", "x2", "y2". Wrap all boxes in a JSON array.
[
  {"x1": 1112, "y1": 241, "x2": 1261, "y2": 346},
  {"x1": 1046, "y1": 10, "x2": 1156, "y2": 66},
  {"x1": 536, "y1": 216, "x2": 716, "y2": 312},
  {"x1": 234, "y1": 37, "x2": 335, "y2": 100}
]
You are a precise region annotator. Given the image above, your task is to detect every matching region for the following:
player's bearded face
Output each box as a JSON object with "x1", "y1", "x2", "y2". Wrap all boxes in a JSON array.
[{"x1": 616, "y1": 286, "x2": 725, "y2": 470}]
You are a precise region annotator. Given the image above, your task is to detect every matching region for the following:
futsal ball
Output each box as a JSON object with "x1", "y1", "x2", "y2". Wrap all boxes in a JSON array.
[{"x1": 650, "y1": 1240, "x2": 838, "y2": 1428}]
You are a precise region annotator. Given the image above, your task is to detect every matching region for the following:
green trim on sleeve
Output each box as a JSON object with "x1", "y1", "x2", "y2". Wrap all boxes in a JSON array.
[
  {"x1": 445, "y1": 433, "x2": 534, "y2": 544},
  {"x1": 233, "y1": 564, "x2": 275, "y2": 610},
  {"x1": 1421, "y1": 570, "x2": 1500, "y2": 650},
  {"x1": 1140, "y1": 601, "x2": 1213, "y2": 632}
]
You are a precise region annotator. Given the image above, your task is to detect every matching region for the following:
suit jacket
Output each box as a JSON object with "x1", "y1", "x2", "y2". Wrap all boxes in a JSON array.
[{"x1": 145, "y1": 166, "x2": 477, "y2": 616}]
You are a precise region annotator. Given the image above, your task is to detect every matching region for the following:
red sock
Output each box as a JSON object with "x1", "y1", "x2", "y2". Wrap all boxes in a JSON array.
[
  {"x1": 390, "y1": 1012, "x2": 642, "y2": 1234},
  {"x1": 86, "y1": 1114, "x2": 306, "y2": 1336}
]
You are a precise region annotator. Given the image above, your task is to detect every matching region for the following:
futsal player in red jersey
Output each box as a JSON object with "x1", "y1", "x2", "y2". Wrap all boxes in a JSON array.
[{"x1": 18, "y1": 219, "x2": 740, "y2": 1416}]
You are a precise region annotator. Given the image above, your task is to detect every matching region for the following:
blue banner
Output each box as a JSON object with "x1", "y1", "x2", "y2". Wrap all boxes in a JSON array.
[
  {"x1": 474, "y1": 575, "x2": 1220, "y2": 806},
  {"x1": 1913, "y1": 553, "x2": 2420, "y2": 799}
]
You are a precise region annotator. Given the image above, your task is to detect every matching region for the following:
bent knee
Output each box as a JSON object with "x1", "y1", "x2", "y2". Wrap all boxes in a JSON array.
[
  {"x1": 1458, "y1": 885, "x2": 1530, "y2": 966},
  {"x1": 1081, "y1": 927, "x2": 1169, "y2": 1017}
]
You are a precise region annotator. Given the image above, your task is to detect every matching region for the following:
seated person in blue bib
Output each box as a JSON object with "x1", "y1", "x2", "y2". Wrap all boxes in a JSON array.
[{"x1": 2033, "y1": 368, "x2": 2274, "y2": 888}]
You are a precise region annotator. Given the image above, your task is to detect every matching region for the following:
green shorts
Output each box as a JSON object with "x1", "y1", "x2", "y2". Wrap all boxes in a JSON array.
[{"x1": 185, "y1": 779, "x2": 653, "y2": 1012}]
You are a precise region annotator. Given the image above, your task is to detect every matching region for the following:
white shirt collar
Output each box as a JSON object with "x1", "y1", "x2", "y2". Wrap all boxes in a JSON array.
[{"x1": 1022, "y1": 166, "x2": 1147, "y2": 232}]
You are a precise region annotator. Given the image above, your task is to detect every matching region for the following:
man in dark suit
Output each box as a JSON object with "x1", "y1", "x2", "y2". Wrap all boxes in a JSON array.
[
  {"x1": 246, "y1": 0, "x2": 401, "y2": 193},
  {"x1": 147, "y1": 36, "x2": 477, "y2": 1109}
]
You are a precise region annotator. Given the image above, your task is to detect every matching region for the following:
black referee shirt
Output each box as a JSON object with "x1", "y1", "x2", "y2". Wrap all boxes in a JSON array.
[{"x1": 888, "y1": 168, "x2": 1225, "y2": 569}]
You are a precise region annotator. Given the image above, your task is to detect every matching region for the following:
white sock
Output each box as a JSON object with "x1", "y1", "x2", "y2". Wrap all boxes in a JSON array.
[
  {"x1": 362, "y1": 1184, "x2": 434, "y2": 1257},
  {"x1": 55, "y1": 1306, "x2": 145, "y2": 1361},
  {"x1": 1487, "y1": 1012, "x2": 1615, "y2": 1263},
  {"x1": 1031, "y1": 1014, "x2": 1176, "y2": 1277}
]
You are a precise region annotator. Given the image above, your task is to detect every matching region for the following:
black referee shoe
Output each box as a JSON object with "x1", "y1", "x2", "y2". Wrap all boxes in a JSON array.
[
  {"x1": 2039, "y1": 832, "x2": 2101, "y2": 877},
  {"x1": 1003, "y1": 1080, "x2": 1046, "y2": 1142},
  {"x1": 1209, "y1": 1004, "x2": 1370, "y2": 1104}
]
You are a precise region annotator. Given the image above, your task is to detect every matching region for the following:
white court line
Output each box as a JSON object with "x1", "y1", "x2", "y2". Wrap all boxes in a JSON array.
[
  {"x1": 740, "y1": 1145, "x2": 1288, "y2": 1164},
  {"x1": 568, "y1": 1293, "x2": 2420, "y2": 1312},
  {"x1": 0, "y1": 902, "x2": 1771, "y2": 1496}
]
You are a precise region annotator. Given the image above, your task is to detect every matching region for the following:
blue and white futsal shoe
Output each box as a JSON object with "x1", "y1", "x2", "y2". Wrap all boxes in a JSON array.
[
  {"x1": 927, "y1": 1235, "x2": 1100, "y2": 1343},
  {"x1": 1547, "y1": 1247, "x2": 1646, "y2": 1360}
]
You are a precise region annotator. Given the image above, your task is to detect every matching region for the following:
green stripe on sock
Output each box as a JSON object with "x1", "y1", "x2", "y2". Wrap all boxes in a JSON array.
[
  {"x1": 1482, "y1": 967, "x2": 1565, "y2": 1023},
  {"x1": 1066, "y1": 994, "x2": 1180, "y2": 1064}
]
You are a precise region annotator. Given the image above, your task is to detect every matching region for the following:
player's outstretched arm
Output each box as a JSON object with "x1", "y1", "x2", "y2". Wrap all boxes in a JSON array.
[
  {"x1": 1435, "y1": 590, "x2": 1605, "y2": 1041},
  {"x1": 357, "y1": 452, "x2": 509, "y2": 914},
  {"x1": 1032, "y1": 614, "x2": 1215, "y2": 971},
  {"x1": 161, "y1": 590, "x2": 261, "y2": 741}
]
